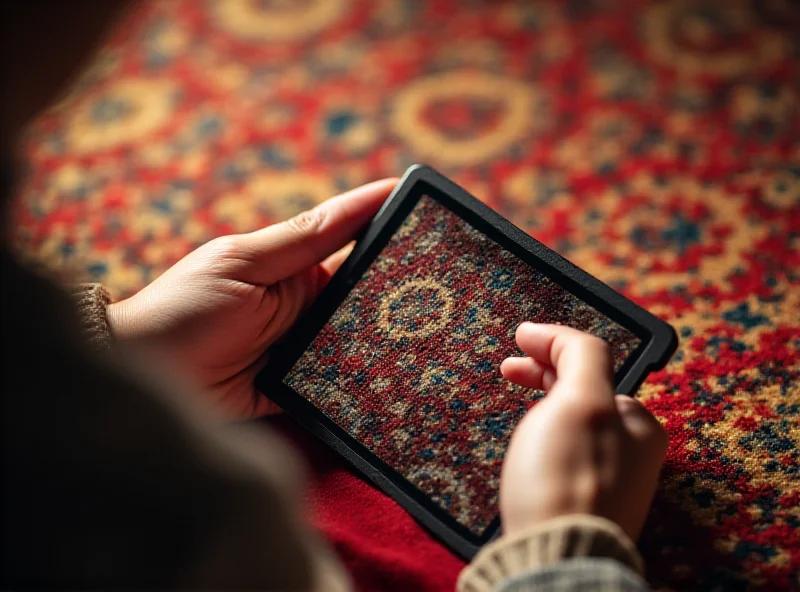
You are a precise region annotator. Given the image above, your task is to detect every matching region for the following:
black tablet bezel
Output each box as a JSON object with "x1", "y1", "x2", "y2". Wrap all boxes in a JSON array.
[{"x1": 256, "y1": 164, "x2": 678, "y2": 559}]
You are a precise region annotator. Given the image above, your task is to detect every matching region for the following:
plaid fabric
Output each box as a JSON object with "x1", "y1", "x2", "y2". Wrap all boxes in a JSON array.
[{"x1": 499, "y1": 558, "x2": 649, "y2": 592}]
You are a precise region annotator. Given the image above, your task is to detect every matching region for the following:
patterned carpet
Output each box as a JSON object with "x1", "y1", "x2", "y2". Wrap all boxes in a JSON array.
[
  {"x1": 286, "y1": 194, "x2": 642, "y2": 536},
  {"x1": 13, "y1": 0, "x2": 799, "y2": 589}
]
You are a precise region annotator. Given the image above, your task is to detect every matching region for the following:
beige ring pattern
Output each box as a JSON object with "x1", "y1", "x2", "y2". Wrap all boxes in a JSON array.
[
  {"x1": 564, "y1": 175, "x2": 766, "y2": 294},
  {"x1": 390, "y1": 71, "x2": 536, "y2": 167},
  {"x1": 644, "y1": 0, "x2": 786, "y2": 78},
  {"x1": 66, "y1": 79, "x2": 176, "y2": 153},
  {"x1": 213, "y1": 0, "x2": 348, "y2": 41},
  {"x1": 378, "y1": 278, "x2": 454, "y2": 339},
  {"x1": 212, "y1": 171, "x2": 337, "y2": 231}
]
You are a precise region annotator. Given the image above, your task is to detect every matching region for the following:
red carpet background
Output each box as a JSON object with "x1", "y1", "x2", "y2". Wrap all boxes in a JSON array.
[{"x1": 13, "y1": 0, "x2": 799, "y2": 590}]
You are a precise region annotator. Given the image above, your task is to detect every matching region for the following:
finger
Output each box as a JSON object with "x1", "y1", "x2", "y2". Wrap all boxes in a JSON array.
[
  {"x1": 312, "y1": 242, "x2": 355, "y2": 297},
  {"x1": 264, "y1": 272, "x2": 309, "y2": 343},
  {"x1": 237, "y1": 178, "x2": 398, "y2": 285},
  {"x1": 515, "y1": 323, "x2": 615, "y2": 405},
  {"x1": 279, "y1": 246, "x2": 351, "y2": 325},
  {"x1": 247, "y1": 358, "x2": 283, "y2": 418},
  {"x1": 251, "y1": 386, "x2": 283, "y2": 417},
  {"x1": 500, "y1": 356, "x2": 556, "y2": 390},
  {"x1": 318, "y1": 241, "x2": 355, "y2": 292},
  {"x1": 290, "y1": 242, "x2": 355, "y2": 316},
  {"x1": 614, "y1": 395, "x2": 667, "y2": 539},
  {"x1": 615, "y1": 395, "x2": 669, "y2": 457}
]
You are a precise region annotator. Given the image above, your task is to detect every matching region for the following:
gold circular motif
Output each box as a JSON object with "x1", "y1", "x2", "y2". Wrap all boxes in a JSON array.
[
  {"x1": 503, "y1": 168, "x2": 572, "y2": 209},
  {"x1": 212, "y1": 172, "x2": 336, "y2": 231},
  {"x1": 552, "y1": 112, "x2": 642, "y2": 175},
  {"x1": 378, "y1": 278, "x2": 454, "y2": 339},
  {"x1": 390, "y1": 71, "x2": 537, "y2": 166},
  {"x1": 564, "y1": 174, "x2": 767, "y2": 295},
  {"x1": 644, "y1": 0, "x2": 786, "y2": 78},
  {"x1": 212, "y1": 0, "x2": 347, "y2": 41},
  {"x1": 65, "y1": 79, "x2": 176, "y2": 153},
  {"x1": 762, "y1": 171, "x2": 799, "y2": 210}
]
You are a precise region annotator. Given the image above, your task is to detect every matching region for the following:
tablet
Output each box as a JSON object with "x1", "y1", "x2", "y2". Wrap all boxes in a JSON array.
[{"x1": 256, "y1": 164, "x2": 677, "y2": 559}]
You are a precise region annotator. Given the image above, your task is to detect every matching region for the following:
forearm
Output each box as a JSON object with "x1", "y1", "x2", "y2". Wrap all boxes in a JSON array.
[{"x1": 63, "y1": 281, "x2": 349, "y2": 589}]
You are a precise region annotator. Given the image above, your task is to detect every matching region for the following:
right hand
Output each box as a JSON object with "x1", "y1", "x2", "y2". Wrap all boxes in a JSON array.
[{"x1": 498, "y1": 323, "x2": 668, "y2": 541}]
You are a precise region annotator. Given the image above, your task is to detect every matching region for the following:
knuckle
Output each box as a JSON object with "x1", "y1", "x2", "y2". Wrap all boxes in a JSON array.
[
  {"x1": 654, "y1": 417, "x2": 670, "y2": 449},
  {"x1": 206, "y1": 234, "x2": 242, "y2": 258},
  {"x1": 585, "y1": 333, "x2": 611, "y2": 353},
  {"x1": 615, "y1": 395, "x2": 670, "y2": 451},
  {"x1": 614, "y1": 394, "x2": 640, "y2": 413},
  {"x1": 285, "y1": 207, "x2": 326, "y2": 237},
  {"x1": 583, "y1": 402, "x2": 619, "y2": 427},
  {"x1": 572, "y1": 393, "x2": 618, "y2": 425},
  {"x1": 582, "y1": 334, "x2": 613, "y2": 364},
  {"x1": 646, "y1": 419, "x2": 670, "y2": 459}
]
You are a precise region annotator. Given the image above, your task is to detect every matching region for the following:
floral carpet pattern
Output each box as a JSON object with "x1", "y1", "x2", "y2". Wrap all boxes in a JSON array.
[
  {"x1": 286, "y1": 195, "x2": 641, "y2": 534},
  {"x1": 13, "y1": 0, "x2": 799, "y2": 590}
]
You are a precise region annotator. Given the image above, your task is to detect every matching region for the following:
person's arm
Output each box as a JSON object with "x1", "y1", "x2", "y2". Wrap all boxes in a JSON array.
[
  {"x1": 105, "y1": 179, "x2": 398, "y2": 419},
  {"x1": 458, "y1": 516, "x2": 648, "y2": 592},
  {"x1": 3, "y1": 181, "x2": 400, "y2": 589},
  {"x1": 459, "y1": 324, "x2": 667, "y2": 592},
  {"x1": 2, "y1": 250, "x2": 349, "y2": 590},
  {"x1": 68, "y1": 277, "x2": 651, "y2": 592},
  {"x1": 71, "y1": 283, "x2": 113, "y2": 349},
  {"x1": 53, "y1": 180, "x2": 399, "y2": 587},
  {"x1": 496, "y1": 558, "x2": 648, "y2": 592}
]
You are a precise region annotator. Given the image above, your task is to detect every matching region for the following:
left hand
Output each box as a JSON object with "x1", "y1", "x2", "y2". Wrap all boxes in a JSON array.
[{"x1": 108, "y1": 179, "x2": 398, "y2": 419}]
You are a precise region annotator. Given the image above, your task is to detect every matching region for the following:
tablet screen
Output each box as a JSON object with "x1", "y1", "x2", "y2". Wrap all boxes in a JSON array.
[{"x1": 284, "y1": 195, "x2": 641, "y2": 536}]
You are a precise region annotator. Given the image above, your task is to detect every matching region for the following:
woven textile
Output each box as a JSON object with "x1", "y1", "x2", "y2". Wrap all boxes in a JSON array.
[
  {"x1": 286, "y1": 195, "x2": 641, "y2": 534},
  {"x1": 14, "y1": 0, "x2": 799, "y2": 590}
]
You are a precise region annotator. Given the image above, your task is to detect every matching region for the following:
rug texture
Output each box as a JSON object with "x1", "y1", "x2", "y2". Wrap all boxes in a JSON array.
[
  {"x1": 286, "y1": 194, "x2": 641, "y2": 535},
  {"x1": 13, "y1": 0, "x2": 799, "y2": 590}
]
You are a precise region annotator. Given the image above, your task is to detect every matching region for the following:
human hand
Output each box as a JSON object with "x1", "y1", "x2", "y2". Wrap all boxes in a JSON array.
[
  {"x1": 498, "y1": 323, "x2": 668, "y2": 541},
  {"x1": 107, "y1": 179, "x2": 398, "y2": 420}
]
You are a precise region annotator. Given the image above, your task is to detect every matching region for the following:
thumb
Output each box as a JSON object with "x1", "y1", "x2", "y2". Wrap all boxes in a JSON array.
[{"x1": 236, "y1": 178, "x2": 398, "y2": 285}]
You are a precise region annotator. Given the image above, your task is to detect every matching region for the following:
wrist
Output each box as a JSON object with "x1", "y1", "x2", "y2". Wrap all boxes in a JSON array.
[
  {"x1": 457, "y1": 515, "x2": 644, "y2": 592},
  {"x1": 107, "y1": 297, "x2": 138, "y2": 342},
  {"x1": 71, "y1": 283, "x2": 114, "y2": 350}
]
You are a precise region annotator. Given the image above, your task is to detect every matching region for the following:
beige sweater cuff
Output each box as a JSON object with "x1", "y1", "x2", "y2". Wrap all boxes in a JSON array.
[
  {"x1": 457, "y1": 515, "x2": 644, "y2": 592},
  {"x1": 71, "y1": 283, "x2": 113, "y2": 351}
]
